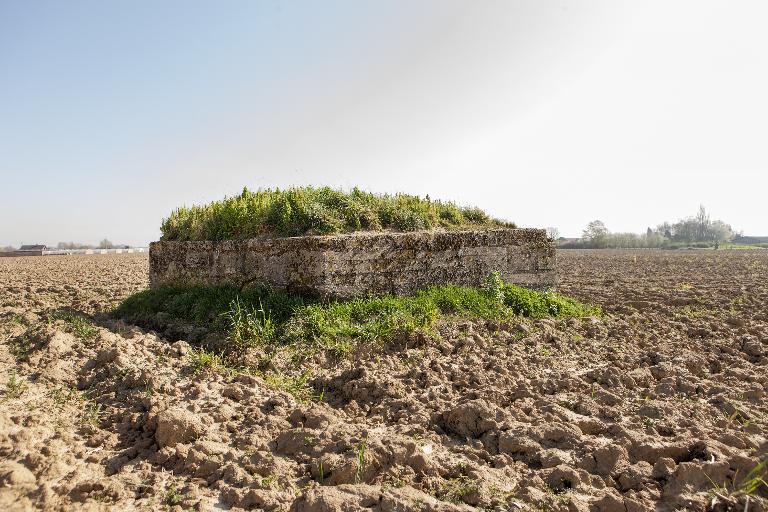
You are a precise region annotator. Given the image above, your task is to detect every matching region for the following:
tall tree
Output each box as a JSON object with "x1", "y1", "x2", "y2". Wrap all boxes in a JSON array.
[
  {"x1": 582, "y1": 220, "x2": 608, "y2": 241},
  {"x1": 546, "y1": 227, "x2": 560, "y2": 240},
  {"x1": 694, "y1": 205, "x2": 710, "y2": 241}
]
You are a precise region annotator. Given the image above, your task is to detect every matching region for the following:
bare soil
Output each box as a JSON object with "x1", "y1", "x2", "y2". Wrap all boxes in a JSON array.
[{"x1": 1, "y1": 250, "x2": 766, "y2": 511}]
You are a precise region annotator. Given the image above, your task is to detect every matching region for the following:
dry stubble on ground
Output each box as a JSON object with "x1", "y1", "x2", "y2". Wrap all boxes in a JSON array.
[{"x1": 0, "y1": 250, "x2": 766, "y2": 511}]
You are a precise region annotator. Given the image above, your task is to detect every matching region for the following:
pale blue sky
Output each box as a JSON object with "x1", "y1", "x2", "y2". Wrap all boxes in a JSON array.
[{"x1": 2, "y1": 0, "x2": 766, "y2": 246}]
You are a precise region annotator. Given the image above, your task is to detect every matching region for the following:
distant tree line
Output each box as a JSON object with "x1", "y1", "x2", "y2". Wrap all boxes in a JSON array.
[
  {"x1": 57, "y1": 242, "x2": 93, "y2": 250},
  {"x1": 1, "y1": 239, "x2": 126, "y2": 252},
  {"x1": 654, "y1": 205, "x2": 735, "y2": 244},
  {"x1": 560, "y1": 206, "x2": 742, "y2": 249},
  {"x1": 56, "y1": 239, "x2": 122, "y2": 250}
]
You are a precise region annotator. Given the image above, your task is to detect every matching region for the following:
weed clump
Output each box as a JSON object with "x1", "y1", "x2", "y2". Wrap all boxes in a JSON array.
[
  {"x1": 49, "y1": 311, "x2": 98, "y2": 341},
  {"x1": 708, "y1": 459, "x2": 767, "y2": 508},
  {"x1": 164, "y1": 485, "x2": 186, "y2": 507},
  {"x1": 438, "y1": 475, "x2": 480, "y2": 504},
  {"x1": 188, "y1": 347, "x2": 227, "y2": 376},
  {"x1": 160, "y1": 186, "x2": 514, "y2": 241},
  {"x1": 501, "y1": 284, "x2": 596, "y2": 318},
  {"x1": 3, "y1": 373, "x2": 26, "y2": 400},
  {"x1": 225, "y1": 297, "x2": 276, "y2": 354}
]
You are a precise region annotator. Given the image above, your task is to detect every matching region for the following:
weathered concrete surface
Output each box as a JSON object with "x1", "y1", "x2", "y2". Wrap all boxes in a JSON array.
[{"x1": 149, "y1": 229, "x2": 556, "y2": 299}]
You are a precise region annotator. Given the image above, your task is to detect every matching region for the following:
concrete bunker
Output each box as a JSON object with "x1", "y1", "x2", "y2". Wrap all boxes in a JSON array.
[{"x1": 149, "y1": 228, "x2": 556, "y2": 300}]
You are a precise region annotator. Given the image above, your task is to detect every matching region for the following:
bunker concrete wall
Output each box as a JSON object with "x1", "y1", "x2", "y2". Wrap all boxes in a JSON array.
[{"x1": 149, "y1": 228, "x2": 556, "y2": 299}]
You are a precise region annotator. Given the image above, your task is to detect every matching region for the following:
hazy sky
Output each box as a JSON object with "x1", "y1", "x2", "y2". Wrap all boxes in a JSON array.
[{"x1": 2, "y1": 0, "x2": 766, "y2": 246}]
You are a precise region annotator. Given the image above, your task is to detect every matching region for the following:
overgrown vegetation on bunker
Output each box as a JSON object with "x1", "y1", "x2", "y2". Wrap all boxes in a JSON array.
[
  {"x1": 114, "y1": 276, "x2": 600, "y2": 362},
  {"x1": 160, "y1": 186, "x2": 515, "y2": 241}
]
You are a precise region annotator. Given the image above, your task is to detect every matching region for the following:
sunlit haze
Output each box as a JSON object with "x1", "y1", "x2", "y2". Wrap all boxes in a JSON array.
[{"x1": 2, "y1": 0, "x2": 766, "y2": 246}]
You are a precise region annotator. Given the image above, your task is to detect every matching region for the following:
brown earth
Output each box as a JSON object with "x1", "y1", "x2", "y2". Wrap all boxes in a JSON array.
[{"x1": 0, "y1": 250, "x2": 766, "y2": 511}]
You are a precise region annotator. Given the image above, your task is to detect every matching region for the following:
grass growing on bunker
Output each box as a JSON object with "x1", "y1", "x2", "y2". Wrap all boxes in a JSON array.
[
  {"x1": 115, "y1": 276, "x2": 600, "y2": 366},
  {"x1": 160, "y1": 186, "x2": 514, "y2": 241}
]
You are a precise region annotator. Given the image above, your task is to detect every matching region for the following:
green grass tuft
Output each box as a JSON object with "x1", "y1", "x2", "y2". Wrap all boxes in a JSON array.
[
  {"x1": 501, "y1": 284, "x2": 598, "y2": 318},
  {"x1": 263, "y1": 370, "x2": 315, "y2": 402},
  {"x1": 438, "y1": 475, "x2": 480, "y2": 504},
  {"x1": 49, "y1": 311, "x2": 98, "y2": 341},
  {"x1": 225, "y1": 297, "x2": 277, "y2": 353},
  {"x1": 188, "y1": 347, "x2": 227, "y2": 376},
  {"x1": 3, "y1": 373, "x2": 26, "y2": 400},
  {"x1": 114, "y1": 283, "x2": 303, "y2": 330},
  {"x1": 160, "y1": 186, "x2": 514, "y2": 241},
  {"x1": 164, "y1": 485, "x2": 186, "y2": 507}
]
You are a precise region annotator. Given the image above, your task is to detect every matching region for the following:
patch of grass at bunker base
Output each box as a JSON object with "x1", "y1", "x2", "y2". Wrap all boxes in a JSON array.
[
  {"x1": 159, "y1": 186, "x2": 515, "y2": 241},
  {"x1": 114, "y1": 279, "x2": 600, "y2": 359}
]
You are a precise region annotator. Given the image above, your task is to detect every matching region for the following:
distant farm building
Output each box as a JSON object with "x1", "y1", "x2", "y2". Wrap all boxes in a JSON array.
[{"x1": 16, "y1": 245, "x2": 48, "y2": 256}]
